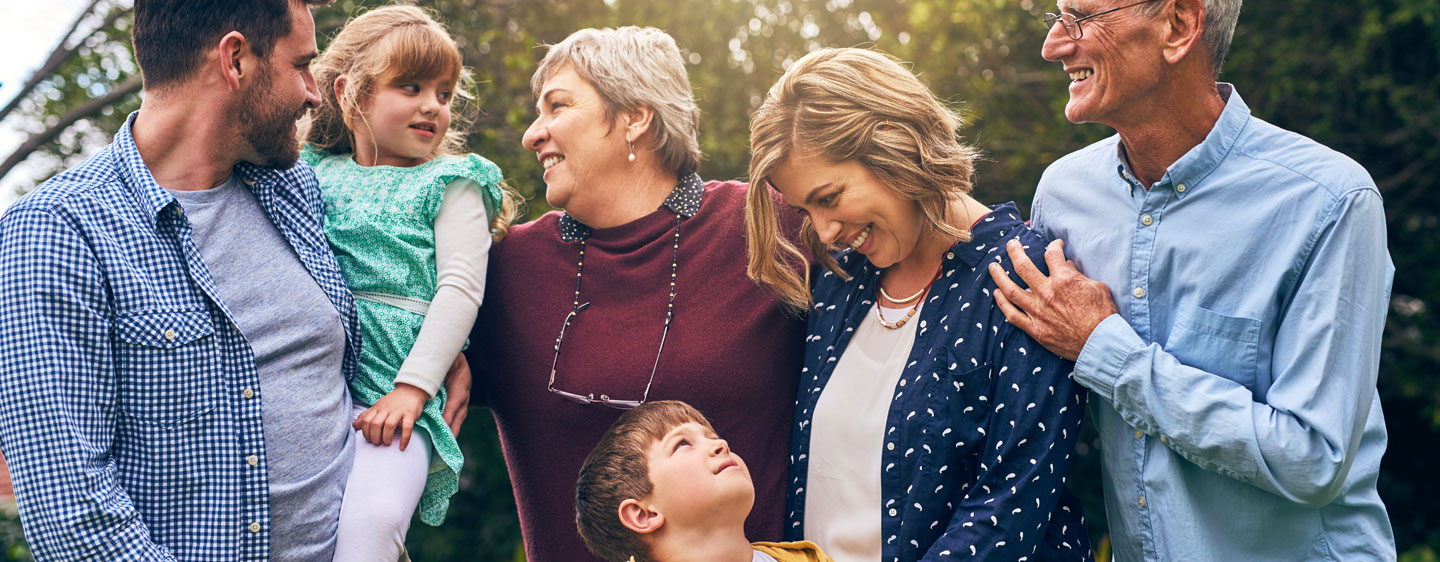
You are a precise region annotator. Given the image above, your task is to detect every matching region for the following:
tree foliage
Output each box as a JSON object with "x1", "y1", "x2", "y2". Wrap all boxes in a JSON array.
[{"x1": 0, "y1": 0, "x2": 1436, "y2": 560}]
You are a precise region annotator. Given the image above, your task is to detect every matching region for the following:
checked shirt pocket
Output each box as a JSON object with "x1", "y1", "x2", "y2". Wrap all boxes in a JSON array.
[{"x1": 113, "y1": 310, "x2": 219, "y2": 428}]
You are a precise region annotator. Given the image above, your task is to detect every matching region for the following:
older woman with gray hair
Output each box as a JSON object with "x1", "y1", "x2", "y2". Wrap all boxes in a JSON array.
[{"x1": 465, "y1": 27, "x2": 804, "y2": 560}]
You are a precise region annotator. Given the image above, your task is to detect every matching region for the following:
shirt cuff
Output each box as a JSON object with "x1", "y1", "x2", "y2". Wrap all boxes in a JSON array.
[{"x1": 1074, "y1": 313, "x2": 1144, "y2": 401}]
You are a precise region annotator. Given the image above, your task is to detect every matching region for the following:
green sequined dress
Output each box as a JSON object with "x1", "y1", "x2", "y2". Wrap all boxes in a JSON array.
[{"x1": 302, "y1": 146, "x2": 503, "y2": 525}]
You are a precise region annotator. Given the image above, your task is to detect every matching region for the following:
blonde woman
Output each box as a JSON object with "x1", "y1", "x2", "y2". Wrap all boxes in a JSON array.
[{"x1": 745, "y1": 48, "x2": 1093, "y2": 562}]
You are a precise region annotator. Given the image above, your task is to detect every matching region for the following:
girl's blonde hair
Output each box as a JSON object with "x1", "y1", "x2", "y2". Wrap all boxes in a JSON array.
[
  {"x1": 745, "y1": 48, "x2": 983, "y2": 313},
  {"x1": 301, "y1": 4, "x2": 520, "y2": 238}
]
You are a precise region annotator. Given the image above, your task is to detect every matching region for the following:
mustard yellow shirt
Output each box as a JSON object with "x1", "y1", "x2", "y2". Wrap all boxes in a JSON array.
[{"x1": 752, "y1": 541, "x2": 834, "y2": 562}]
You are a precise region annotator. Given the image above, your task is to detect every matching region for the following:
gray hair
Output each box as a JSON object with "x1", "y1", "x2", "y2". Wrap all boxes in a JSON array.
[
  {"x1": 531, "y1": 27, "x2": 702, "y2": 175},
  {"x1": 1142, "y1": 0, "x2": 1242, "y2": 76}
]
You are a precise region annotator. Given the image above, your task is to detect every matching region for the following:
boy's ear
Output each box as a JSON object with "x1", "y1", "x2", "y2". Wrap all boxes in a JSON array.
[{"x1": 618, "y1": 498, "x2": 664, "y2": 534}]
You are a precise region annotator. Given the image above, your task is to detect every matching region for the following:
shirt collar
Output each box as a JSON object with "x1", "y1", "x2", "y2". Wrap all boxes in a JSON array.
[
  {"x1": 112, "y1": 112, "x2": 177, "y2": 226},
  {"x1": 947, "y1": 202, "x2": 1024, "y2": 270},
  {"x1": 1114, "y1": 83, "x2": 1251, "y2": 198},
  {"x1": 113, "y1": 111, "x2": 303, "y2": 226},
  {"x1": 558, "y1": 171, "x2": 705, "y2": 242}
]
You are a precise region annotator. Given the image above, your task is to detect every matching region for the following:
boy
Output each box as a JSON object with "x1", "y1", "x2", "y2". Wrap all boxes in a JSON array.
[{"x1": 576, "y1": 400, "x2": 832, "y2": 562}]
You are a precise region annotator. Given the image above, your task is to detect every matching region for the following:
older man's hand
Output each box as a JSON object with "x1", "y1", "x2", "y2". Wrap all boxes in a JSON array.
[
  {"x1": 442, "y1": 353, "x2": 472, "y2": 436},
  {"x1": 987, "y1": 238, "x2": 1118, "y2": 361}
]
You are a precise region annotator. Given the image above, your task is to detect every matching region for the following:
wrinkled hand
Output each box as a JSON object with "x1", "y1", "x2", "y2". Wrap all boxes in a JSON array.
[
  {"x1": 987, "y1": 238, "x2": 1118, "y2": 361},
  {"x1": 442, "y1": 353, "x2": 471, "y2": 437},
  {"x1": 355, "y1": 383, "x2": 429, "y2": 450}
]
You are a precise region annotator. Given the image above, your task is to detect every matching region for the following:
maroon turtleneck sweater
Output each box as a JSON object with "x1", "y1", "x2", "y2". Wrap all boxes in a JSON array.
[{"x1": 467, "y1": 180, "x2": 805, "y2": 561}]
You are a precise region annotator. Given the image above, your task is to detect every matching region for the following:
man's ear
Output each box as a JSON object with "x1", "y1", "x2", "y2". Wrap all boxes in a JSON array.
[
  {"x1": 1161, "y1": 0, "x2": 1205, "y2": 65},
  {"x1": 619, "y1": 106, "x2": 657, "y2": 146},
  {"x1": 618, "y1": 498, "x2": 665, "y2": 534},
  {"x1": 216, "y1": 31, "x2": 252, "y2": 92}
]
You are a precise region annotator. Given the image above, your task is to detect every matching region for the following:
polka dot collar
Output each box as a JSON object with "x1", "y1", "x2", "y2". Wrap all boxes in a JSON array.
[{"x1": 558, "y1": 172, "x2": 704, "y2": 242}]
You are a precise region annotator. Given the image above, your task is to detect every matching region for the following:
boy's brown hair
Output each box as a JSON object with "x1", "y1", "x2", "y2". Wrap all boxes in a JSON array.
[{"x1": 576, "y1": 400, "x2": 716, "y2": 562}]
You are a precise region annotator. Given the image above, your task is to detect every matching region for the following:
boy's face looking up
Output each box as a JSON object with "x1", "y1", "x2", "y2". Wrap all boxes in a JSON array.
[{"x1": 640, "y1": 421, "x2": 754, "y2": 527}]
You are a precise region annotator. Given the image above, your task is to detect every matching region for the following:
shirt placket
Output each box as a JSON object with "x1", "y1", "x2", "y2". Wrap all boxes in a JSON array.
[
  {"x1": 167, "y1": 201, "x2": 271, "y2": 556},
  {"x1": 1124, "y1": 166, "x2": 1171, "y2": 559}
]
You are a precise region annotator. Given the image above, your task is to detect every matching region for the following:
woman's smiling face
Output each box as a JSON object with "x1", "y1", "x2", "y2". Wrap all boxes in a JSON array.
[
  {"x1": 521, "y1": 65, "x2": 632, "y2": 215},
  {"x1": 769, "y1": 149, "x2": 926, "y2": 269}
]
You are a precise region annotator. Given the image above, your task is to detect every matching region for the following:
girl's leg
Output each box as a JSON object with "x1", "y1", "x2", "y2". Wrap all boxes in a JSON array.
[{"x1": 332, "y1": 404, "x2": 432, "y2": 562}]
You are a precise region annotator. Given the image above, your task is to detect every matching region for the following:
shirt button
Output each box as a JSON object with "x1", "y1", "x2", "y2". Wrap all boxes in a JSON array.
[
  {"x1": 1176, "y1": 183, "x2": 1187, "y2": 193},
  {"x1": 248, "y1": 522, "x2": 261, "y2": 533},
  {"x1": 243, "y1": 388, "x2": 255, "y2": 399},
  {"x1": 1133, "y1": 287, "x2": 1145, "y2": 299},
  {"x1": 889, "y1": 508, "x2": 898, "y2": 517},
  {"x1": 1139, "y1": 496, "x2": 1146, "y2": 508},
  {"x1": 246, "y1": 455, "x2": 258, "y2": 466},
  {"x1": 1135, "y1": 430, "x2": 1143, "y2": 439},
  {"x1": 946, "y1": 252, "x2": 955, "y2": 260},
  {"x1": 898, "y1": 379, "x2": 907, "y2": 387},
  {"x1": 163, "y1": 329, "x2": 177, "y2": 341},
  {"x1": 887, "y1": 442, "x2": 895, "y2": 451},
  {"x1": 1141, "y1": 214, "x2": 1154, "y2": 226}
]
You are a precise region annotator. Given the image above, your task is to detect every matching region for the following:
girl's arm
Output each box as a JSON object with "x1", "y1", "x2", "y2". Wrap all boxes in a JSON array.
[{"x1": 356, "y1": 178, "x2": 490, "y2": 448}]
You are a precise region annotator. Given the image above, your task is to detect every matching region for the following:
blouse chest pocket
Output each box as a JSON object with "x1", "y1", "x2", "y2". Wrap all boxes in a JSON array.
[
  {"x1": 1166, "y1": 304, "x2": 1262, "y2": 393},
  {"x1": 932, "y1": 353, "x2": 994, "y2": 451},
  {"x1": 112, "y1": 310, "x2": 219, "y2": 428}
]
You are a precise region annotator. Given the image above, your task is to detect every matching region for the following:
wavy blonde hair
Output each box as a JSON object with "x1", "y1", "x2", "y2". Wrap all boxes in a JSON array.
[
  {"x1": 300, "y1": 4, "x2": 520, "y2": 238},
  {"x1": 745, "y1": 48, "x2": 982, "y2": 313}
]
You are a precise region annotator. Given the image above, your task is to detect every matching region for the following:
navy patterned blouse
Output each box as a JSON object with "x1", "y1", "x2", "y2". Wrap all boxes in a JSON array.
[{"x1": 785, "y1": 204, "x2": 1093, "y2": 562}]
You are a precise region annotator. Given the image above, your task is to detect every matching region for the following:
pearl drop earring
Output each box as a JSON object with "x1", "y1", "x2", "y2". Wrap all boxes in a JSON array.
[{"x1": 627, "y1": 140, "x2": 636, "y2": 163}]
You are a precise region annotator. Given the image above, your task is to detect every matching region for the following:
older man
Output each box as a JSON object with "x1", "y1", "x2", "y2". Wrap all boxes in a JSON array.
[
  {"x1": 989, "y1": 0, "x2": 1396, "y2": 560},
  {"x1": 0, "y1": 1, "x2": 433, "y2": 559}
]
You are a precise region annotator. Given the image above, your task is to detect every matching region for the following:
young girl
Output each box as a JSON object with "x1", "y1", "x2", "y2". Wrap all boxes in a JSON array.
[{"x1": 299, "y1": 5, "x2": 518, "y2": 559}]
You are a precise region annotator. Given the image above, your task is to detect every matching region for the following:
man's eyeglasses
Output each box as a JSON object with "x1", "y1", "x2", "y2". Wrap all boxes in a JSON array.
[
  {"x1": 1044, "y1": 0, "x2": 1162, "y2": 40},
  {"x1": 546, "y1": 302, "x2": 670, "y2": 410}
]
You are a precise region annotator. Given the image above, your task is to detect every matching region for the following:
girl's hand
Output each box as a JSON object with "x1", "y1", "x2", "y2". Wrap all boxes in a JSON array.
[{"x1": 354, "y1": 383, "x2": 429, "y2": 450}]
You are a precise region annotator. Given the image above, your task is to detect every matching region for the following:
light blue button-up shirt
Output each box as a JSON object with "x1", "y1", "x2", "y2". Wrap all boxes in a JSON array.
[{"x1": 1030, "y1": 84, "x2": 1396, "y2": 561}]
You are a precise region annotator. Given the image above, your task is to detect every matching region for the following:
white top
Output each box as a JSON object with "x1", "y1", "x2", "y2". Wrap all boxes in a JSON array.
[
  {"x1": 390, "y1": 177, "x2": 492, "y2": 396},
  {"x1": 804, "y1": 301, "x2": 922, "y2": 562}
]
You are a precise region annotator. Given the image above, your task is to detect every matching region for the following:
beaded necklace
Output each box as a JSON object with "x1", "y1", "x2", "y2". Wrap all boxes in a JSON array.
[{"x1": 873, "y1": 263, "x2": 944, "y2": 330}]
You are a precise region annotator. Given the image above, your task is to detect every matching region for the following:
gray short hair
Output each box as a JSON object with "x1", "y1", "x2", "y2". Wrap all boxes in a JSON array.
[
  {"x1": 1143, "y1": 0, "x2": 1242, "y2": 76},
  {"x1": 531, "y1": 27, "x2": 702, "y2": 175}
]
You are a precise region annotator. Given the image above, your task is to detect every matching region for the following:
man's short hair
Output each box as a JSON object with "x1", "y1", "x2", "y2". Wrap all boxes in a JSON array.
[
  {"x1": 1140, "y1": 0, "x2": 1242, "y2": 76},
  {"x1": 131, "y1": 0, "x2": 332, "y2": 88},
  {"x1": 575, "y1": 401, "x2": 715, "y2": 562}
]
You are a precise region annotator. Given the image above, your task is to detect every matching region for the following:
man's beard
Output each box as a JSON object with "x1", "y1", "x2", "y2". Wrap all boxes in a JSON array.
[{"x1": 238, "y1": 66, "x2": 304, "y2": 169}]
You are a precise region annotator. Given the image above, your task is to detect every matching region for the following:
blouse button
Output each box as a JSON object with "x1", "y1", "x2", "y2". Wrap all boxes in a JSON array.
[
  {"x1": 889, "y1": 508, "x2": 898, "y2": 517},
  {"x1": 887, "y1": 442, "x2": 895, "y2": 451},
  {"x1": 898, "y1": 379, "x2": 907, "y2": 387}
]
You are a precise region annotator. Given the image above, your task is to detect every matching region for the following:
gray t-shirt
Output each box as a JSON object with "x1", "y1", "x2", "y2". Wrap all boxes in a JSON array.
[{"x1": 169, "y1": 175, "x2": 353, "y2": 561}]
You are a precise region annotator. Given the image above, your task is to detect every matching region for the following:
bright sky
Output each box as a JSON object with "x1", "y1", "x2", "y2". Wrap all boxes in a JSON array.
[{"x1": 0, "y1": 0, "x2": 94, "y2": 211}]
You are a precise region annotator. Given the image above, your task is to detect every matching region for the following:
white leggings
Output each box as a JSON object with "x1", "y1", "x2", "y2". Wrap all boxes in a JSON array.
[{"x1": 332, "y1": 404, "x2": 432, "y2": 562}]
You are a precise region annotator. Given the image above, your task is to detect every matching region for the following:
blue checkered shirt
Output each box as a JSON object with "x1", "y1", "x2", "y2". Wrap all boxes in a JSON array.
[{"x1": 0, "y1": 113, "x2": 360, "y2": 561}]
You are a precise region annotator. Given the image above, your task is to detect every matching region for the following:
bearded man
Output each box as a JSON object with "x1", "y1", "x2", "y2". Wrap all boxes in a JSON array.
[{"x1": 0, "y1": 1, "x2": 465, "y2": 559}]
